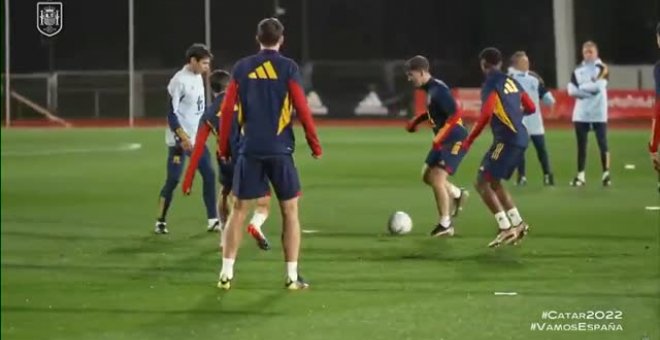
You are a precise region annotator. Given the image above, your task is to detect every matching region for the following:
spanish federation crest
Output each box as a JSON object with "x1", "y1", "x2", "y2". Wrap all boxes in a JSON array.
[{"x1": 37, "y1": 2, "x2": 63, "y2": 37}]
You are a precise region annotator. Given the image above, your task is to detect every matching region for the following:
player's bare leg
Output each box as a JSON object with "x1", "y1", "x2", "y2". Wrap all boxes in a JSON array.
[
  {"x1": 490, "y1": 181, "x2": 529, "y2": 245},
  {"x1": 247, "y1": 195, "x2": 272, "y2": 250},
  {"x1": 280, "y1": 197, "x2": 309, "y2": 289},
  {"x1": 423, "y1": 166, "x2": 454, "y2": 237},
  {"x1": 218, "y1": 197, "x2": 251, "y2": 290},
  {"x1": 218, "y1": 189, "x2": 231, "y2": 227},
  {"x1": 475, "y1": 177, "x2": 516, "y2": 247}
]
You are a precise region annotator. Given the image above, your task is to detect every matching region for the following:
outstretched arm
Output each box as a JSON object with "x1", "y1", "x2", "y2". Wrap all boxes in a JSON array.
[
  {"x1": 218, "y1": 80, "x2": 238, "y2": 159},
  {"x1": 463, "y1": 91, "x2": 496, "y2": 150},
  {"x1": 182, "y1": 123, "x2": 212, "y2": 195}
]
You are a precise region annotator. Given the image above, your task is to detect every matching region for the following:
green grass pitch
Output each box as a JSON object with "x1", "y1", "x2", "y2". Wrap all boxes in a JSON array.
[{"x1": 1, "y1": 126, "x2": 658, "y2": 339}]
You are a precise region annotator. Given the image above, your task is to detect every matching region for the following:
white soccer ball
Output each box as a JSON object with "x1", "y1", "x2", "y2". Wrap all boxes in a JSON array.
[{"x1": 388, "y1": 211, "x2": 413, "y2": 235}]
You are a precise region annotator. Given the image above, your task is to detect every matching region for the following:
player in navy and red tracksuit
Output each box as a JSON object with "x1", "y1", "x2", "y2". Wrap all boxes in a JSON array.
[
  {"x1": 182, "y1": 70, "x2": 272, "y2": 250},
  {"x1": 649, "y1": 22, "x2": 660, "y2": 190},
  {"x1": 205, "y1": 18, "x2": 321, "y2": 290},
  {"x1": 404, "y1": 55, "x2": 469, "y2": 237},
  {"x1": 462, "y1": 48, "x2": 536, "y2": 248}
]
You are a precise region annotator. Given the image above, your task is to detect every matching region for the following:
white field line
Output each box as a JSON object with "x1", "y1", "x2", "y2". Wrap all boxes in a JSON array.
[{"x1": 2, "y1": 143, "x2": 142, "y2": 157}]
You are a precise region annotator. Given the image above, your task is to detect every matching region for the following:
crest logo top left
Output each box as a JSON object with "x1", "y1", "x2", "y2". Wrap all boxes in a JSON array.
[{"x1": 37, "y1": 2, "x2": 63, "y2": 37}]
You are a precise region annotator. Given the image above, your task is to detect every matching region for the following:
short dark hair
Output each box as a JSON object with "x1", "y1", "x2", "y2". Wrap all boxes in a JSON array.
[
  {"x1": 185, "y1": 43, "x2": 213, "y2": 62},
  {"x1": 479, "y1": 47, "x2": 502, "y2": 67},
  {"x1": 405, "y1": 55, "x2": 430, "y2": 72},
  {"x1": 209, "y1": 69, "x2": 230, "y2": 93},
  {"x1": 257, "y1": 18, "x2": 284, "y2": 47},
  {"x1": 656, "y1": 22, "x2": 660, "y2": 35}
]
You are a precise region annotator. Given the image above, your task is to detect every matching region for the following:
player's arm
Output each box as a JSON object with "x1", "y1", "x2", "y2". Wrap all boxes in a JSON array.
[
  {"x1": 405, "y1": 112, "x2": 429, "y2": 132},
  {"x1": 532, "y1": 72, "x2": 556, "y2": 106},
  {"x1": 567, "y1": 72, "x2": 593, "y2": 99},
  {"x1": 167, "y1": 80, "x2": 193, "y2": 151},
  {"x1": 579, "y1": 63, "x2": 608, "y2": 93},
  {"x1": 431, "y1": 87, "x2": 461, "y2": 149},
  {"x1": 650, "y1": 64, "x2": 660, "y2": 155},
  {"x1": 463, "y1": 91, "x2": 496, "y2": 150},
  {"x1": 520, "y1": 91, "x2": 536, "y2": 115},
  {"x1": 288, "y1": 65, "x2": 322, "y2": 158},
  {"x1": 182, "y1": 122, "x2": 212, "y2": 195},
  {"x1": 218, "y1": 80, "x2": 239, "y2": 159}
]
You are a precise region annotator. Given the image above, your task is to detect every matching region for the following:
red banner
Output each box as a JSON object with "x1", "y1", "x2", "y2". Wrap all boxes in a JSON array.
[{"x1": 416, "y1": 89, "x2": 656, "y2": 121}]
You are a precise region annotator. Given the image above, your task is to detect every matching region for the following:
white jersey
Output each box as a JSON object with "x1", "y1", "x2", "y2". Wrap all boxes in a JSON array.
[
  {"x1": 165, "y1": 66, "x2": 205, "y2": 146},
  {"x1": 567, "y1": 59, "x2": 608, "y2": 123},
  {"x1": 508, "y1": 68, "x2": 555, "y2": 135}
]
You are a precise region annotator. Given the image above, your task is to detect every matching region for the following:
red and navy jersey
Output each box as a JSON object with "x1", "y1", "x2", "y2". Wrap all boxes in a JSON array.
[
  {"x1": 465, "y1": 70, "x2": 535, "y2": 148},
  {"x1": 405, "y1": 78, "x2": 466, "y2": 150},
  {"x1": 423, "y1": 78, "x2": 457, "y2": 134},
  {"x1": 218, "y1": 49, "x2": 322, "y2": 157},
  {"x1": 198, "y1": 93, "x2": 240, "y2": 155},
  {"x1": 650, "y1": 61, "x2": 660, "y2": 152},
  {"x1": 466, "y1": 70, "x2": 536, "y2": 148}
]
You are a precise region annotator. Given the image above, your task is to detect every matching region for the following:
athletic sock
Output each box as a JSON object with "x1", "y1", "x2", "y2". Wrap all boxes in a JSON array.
[
  {"x1": 494, "y1": 211, "x2": 511, "y2": 230},
  {"x1": 220, "y1": 258, "x2": 235, "y2": 280},
  {"x1": 248, "y1": 212, "x2": 268, "y2": 231},
  {"x1": 286, "y1": 262, "x2": 298, "y2": 282},
  {"x1": 440, "y1": 215, "x2": 451, "y2": 228},
  {"x1": 577, "y1": 171, "x2": 586, "y2": 182},
  {"x1": 447, "y1": 183, "x2": 462, "y2": 199},
  {"x1": 506, "y1": 208, "x2": 523, "y2": 226}
]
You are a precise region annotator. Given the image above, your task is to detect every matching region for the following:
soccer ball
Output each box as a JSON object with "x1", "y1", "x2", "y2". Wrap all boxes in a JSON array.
[{"x1": 388, "y1": 211, "x2": 413, "y2": 235}]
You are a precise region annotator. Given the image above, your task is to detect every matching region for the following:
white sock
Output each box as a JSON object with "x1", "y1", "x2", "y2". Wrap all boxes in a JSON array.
[
  {"x1": 447, "y1": 183, "x2": 462, "y2": 199},
  {"x1": 286, "y1": 262, "x2": 298, "y2": 282},
  {"x1": 577, "y1": 171, "x2": 586, "y2": 182},
  {"x1": 208, "y1": 218, "x2": 219, "y2": 226},
  {"x1": 506, "y1": 208, "x2": 523, "y2": 226},
  {"x1": 220, "y1": 258, "x2": 235, "y2": 280},
  {"x1": 494, "y1": 211, "x2": 511, "y2": 230},
  {"x1": 601, "y1": 171, "x2": 610, "y2": 180},
  {"x1": 440, "y1": 215, "x2": 451, "y2": 228},
  {"x1": 249, "y1": 212, "x2": 268, "y2": 230}
]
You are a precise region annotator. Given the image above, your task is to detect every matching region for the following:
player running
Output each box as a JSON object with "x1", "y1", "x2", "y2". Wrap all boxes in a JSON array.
[
  {"x1": 508, "y1": 51, "x2": 556, "y2": 186},
  {"x1": 404, "y1": 55, "x2": 469, "y2": 237},
  {"x1": 567, "y1": 41, "x2": 611, "y2": 187},
  {"x1": 195, "y1": 18, "x2": 321, "y2": 290},
  {"x1": 462, "y1": 47, "x2": 536, "y2": 248},
  {"x1": 649, "y1": 22, "x2": 660, "y2": 185},
  {"x1": 155, "y1": 44, "x2": 218, "y2": 234},
  {"x1": 182, "y1": 70, "x2": 272, "y2": 250}
]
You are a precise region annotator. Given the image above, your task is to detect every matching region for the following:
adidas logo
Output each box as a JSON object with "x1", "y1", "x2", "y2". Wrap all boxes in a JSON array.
[{"x1": 248, "y1": 61, "x2": 278, "y2": 80}]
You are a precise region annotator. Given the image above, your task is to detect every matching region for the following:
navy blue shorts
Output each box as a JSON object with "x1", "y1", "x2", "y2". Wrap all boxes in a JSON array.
[
  {"x1": 218, "y1": 160, "x2": 234, "y2": 195},
  {"x1": 232, "y1": 154, "x2": 300, "y2": 200},
  {"x1": 478, "y1": 142, "x2": 526, "y2": 181},
  {"x1": 425, "y1": 140, "x2": 467, "y2": 175}
]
